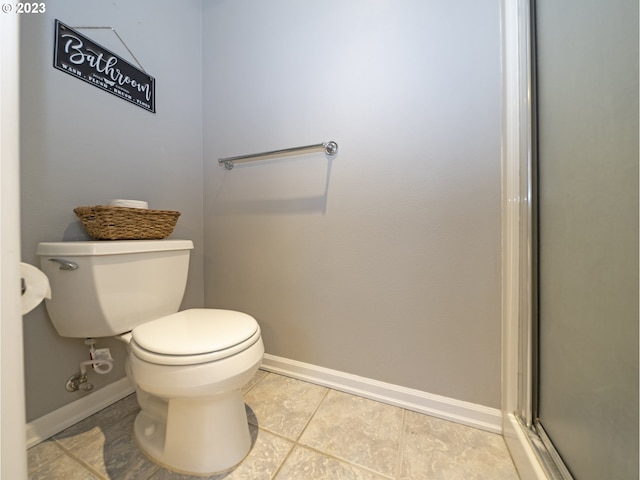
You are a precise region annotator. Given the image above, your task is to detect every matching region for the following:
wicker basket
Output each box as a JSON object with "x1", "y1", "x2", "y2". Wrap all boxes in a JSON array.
[{"x1": 74, "y1": 206, "x2": 181, "y2": 240}]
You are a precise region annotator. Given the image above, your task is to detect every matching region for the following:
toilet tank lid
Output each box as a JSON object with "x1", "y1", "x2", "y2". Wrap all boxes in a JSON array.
[{"x1": 36, "y1": 240, "x2": 194, "y2": 256}]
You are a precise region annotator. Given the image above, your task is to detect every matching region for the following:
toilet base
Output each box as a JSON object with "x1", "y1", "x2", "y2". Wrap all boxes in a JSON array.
[{"x1": 133, "y1": 389, "x2": 252, "y2": 475}]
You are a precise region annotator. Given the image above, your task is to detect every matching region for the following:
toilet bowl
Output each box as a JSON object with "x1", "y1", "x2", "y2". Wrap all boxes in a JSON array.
[
  {"x1": 36, "y1": 240, "x2": 264, "y2": 475},
  {"x1": 127, "y1": 309, "x2": 264, "y2": 474}
]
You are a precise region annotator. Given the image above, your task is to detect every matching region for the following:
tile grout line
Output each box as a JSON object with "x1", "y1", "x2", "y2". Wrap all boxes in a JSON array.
[
  {"x1": 294, "y1": 385, "x2": 397, "y2": 479},
  {"x1": 292, "y1": 442, "x2": 396, "y2": 480},
  {"x1": 268, "y1": 440, "x2": 295, "y2": 480},
  {"x1": 26, "y1": 440, "x2": 68, "y2": 477},
  {"x1": 394, "y1": 408, "x2": 408, "y2": 480},
  {"x1": 243, "y1": 369, "x2": 270, "y2": 396},
  {"x1": 295, "y1": 386, "x2": 331, "y2": 442},
  {"x1": 256, "y1": 421, "x2": 395, "y2": 480},
  {"x1": 250, "y1": 371, "x2": 329, "y2": 480},
  {"x1": 49, "y1": 410, "x2": 160, "y2": 480},
  {"x1": 49, "y1": 437, "x2": 113, "y2": 480},
  {"x1": 257, "y1": 383, "x2": 397, "y2": 480}
]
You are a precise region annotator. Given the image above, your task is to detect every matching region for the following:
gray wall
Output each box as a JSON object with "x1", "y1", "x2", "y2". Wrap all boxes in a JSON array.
[
  {"x1": 202, "y1": 0, "x2": 503, "y2": 407},
  {"x1": 20, "y1": 0, "x2": 204, "y2": 421},
  {"x1": 21, "y1": 0, "x2": 503, "y2": 422}
]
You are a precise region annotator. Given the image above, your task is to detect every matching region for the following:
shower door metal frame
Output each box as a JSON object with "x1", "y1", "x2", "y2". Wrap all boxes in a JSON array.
[{"x1": 501, "y1": 0, "x2": 574, "y2": 478}]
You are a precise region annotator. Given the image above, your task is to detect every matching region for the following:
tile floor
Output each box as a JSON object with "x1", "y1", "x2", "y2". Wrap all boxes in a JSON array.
[{"x1": 28, "y1": 370, "x2": 520, "y2": 479}]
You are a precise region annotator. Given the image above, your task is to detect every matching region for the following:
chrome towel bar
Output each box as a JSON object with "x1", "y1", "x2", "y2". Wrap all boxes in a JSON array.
[{"x1": 218, "y1": 141, "x2": 338, "y2": 170}]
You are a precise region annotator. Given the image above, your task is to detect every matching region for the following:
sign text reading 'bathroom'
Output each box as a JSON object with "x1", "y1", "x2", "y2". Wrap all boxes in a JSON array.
[{"x1": 53, "y1": 20, "x2": 156, "y2": 113}]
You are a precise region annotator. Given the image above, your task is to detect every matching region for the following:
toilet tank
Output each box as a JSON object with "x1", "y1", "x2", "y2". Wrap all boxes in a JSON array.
[{"x1": 36, "y1": 240, "x2": 194, "y2": 338}]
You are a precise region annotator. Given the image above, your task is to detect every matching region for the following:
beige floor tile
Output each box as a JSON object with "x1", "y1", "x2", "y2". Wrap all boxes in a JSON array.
[
  {"x1": 244, "y1": 373, "x2": 328, "y2": 440},
  {"x1": 400, "y1": 411, "x2": 520, "y2": 480},
  {"x1": 53, "y1": 393, "x2": 140, "y2": 451},
  {"x1": 53, "y1": 424, "x2": 108, "y2": 458},
  {"x1": 222, "y1": 426, "x2": 294, "y2": 480},
  {"x1": 243, "y1": 369, "x2": 269, "y2": 393},
  {"x1": 27, "y1": 440, "x2": 65, "y2": 474},
  {"x1": 28, "y1": 454, "x2": 101, "y2": 480},
  {"x1": 275, "y1": 445, "x2": 392, "y2": 480},
  {"x1": 27, "y1": 373, "x2": 523, "y2": 480},
  {"x1": 149, "y1": 424, "x2": 294, "y2": 480},
  {"x1": 68, "y1": 412, "x2": 159, "y2": 479},
  {"x1": 299, "y1": 390, "x2": 404, "y2": 477}
]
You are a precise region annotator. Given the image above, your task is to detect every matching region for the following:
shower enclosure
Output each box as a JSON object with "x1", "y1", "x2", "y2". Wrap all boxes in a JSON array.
[
  {"x1": 506, "y1": 0, "x2": 639, "y2": 478},
  {"x1": 534, "y1": 0, "x2": 639, "y2": 478}
]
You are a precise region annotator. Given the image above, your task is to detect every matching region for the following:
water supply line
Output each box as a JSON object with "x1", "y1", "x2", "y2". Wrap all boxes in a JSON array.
[
  {"x1": 65, "y1": 338, "x2": 114, "y2": 392},
  {"x1": 85, "y1": 338, "x2": 114, "y2": 374}
]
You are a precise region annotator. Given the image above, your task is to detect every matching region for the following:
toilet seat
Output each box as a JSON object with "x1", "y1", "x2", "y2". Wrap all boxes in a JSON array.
[{"x1": 130, "y1": 309, "x2": 261, "y2": 366}]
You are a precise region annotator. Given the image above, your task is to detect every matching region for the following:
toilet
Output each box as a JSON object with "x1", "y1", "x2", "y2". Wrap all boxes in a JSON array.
[{"x1": 36, "y1": 240, "x2": 264, "y2": 475}]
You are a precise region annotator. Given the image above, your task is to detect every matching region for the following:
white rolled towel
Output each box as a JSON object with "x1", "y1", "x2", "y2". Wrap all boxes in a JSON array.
[{"x1": 108, "y1": 199, "x2": 149, "y2": 209}]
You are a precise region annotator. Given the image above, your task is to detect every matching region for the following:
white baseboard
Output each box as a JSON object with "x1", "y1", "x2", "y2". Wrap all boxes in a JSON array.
[
  {"x1": 261, "y1": 354, "x2": 503, "y2": 434},
  {"x1": 25, "y1": 377, "x2": 135, "y2": 449},
  {"x1": 25, "y1": 356, "x2": 504, "y2": 450}
]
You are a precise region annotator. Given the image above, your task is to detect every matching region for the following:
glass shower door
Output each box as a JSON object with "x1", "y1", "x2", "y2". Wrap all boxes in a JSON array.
[{"x1": 535, "y1": 0, "x2": 639, "y2": 478}]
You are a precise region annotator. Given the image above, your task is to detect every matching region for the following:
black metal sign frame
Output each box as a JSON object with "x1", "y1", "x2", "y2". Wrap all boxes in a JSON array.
[{"x1": 53, "y1": 20, "x2": 156, "y2": 113}]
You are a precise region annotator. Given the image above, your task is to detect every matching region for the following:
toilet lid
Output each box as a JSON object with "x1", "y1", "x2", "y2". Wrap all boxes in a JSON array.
[{"x1": 131, "y1": 309, "x2": 259, "y2": 356}]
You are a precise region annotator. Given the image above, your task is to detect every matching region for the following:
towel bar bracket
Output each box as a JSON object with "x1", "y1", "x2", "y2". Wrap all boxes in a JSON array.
[{"x1": 324, "y1": 141, "x2": 338, "y2": 156}]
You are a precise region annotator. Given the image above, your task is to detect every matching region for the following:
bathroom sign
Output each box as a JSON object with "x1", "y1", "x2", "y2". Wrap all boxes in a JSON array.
[{"x1": 53, "y1": 20, "x2": 156, "y2": 113}]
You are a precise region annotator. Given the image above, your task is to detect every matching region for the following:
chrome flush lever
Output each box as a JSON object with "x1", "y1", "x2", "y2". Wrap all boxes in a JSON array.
[{"x1": 48, "y1": 258, "x2": 79, "y2": 270}]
